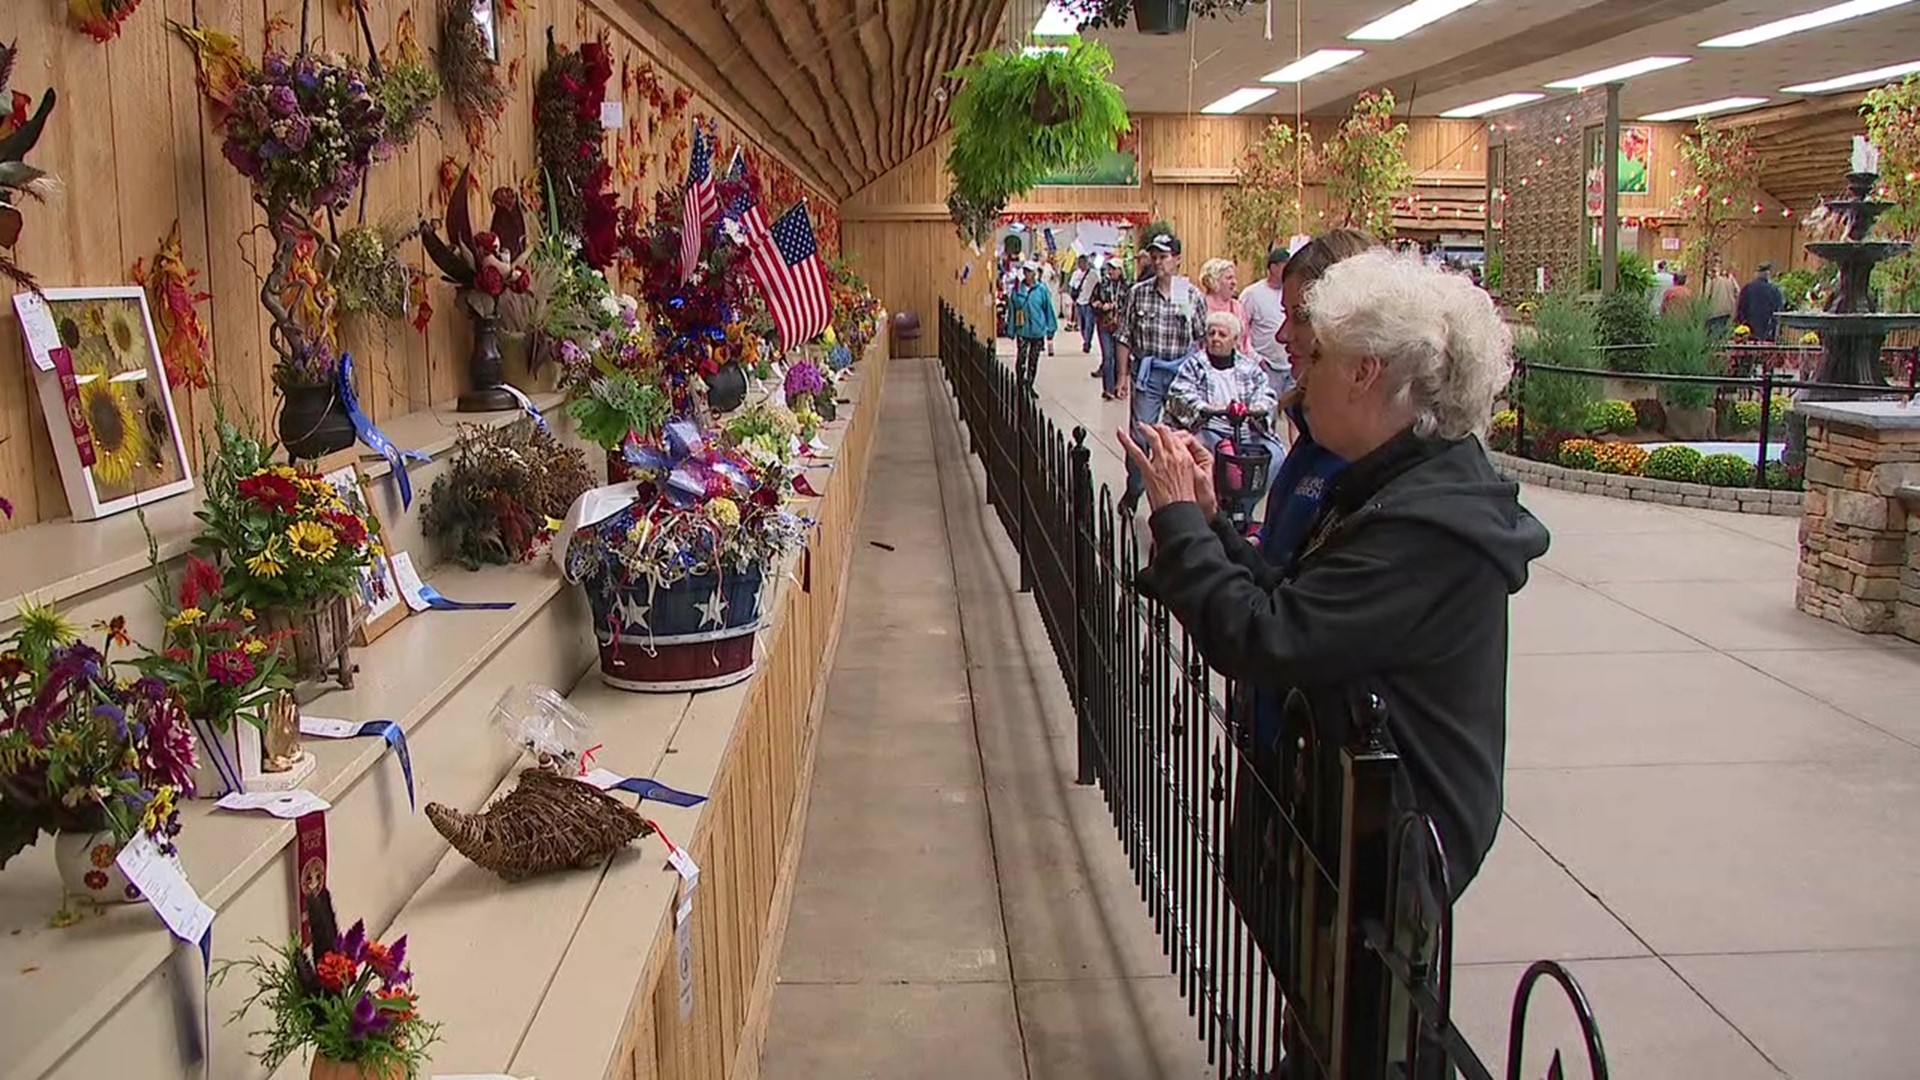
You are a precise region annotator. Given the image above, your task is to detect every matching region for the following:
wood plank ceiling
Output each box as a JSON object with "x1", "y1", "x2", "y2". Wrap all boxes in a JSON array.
[
  {"x1": 617, "y1": 0, "x2": 1013, "y2": 200},
  {"x1": 1710, "y1": 92, "x2": 1874, "y2": 215}
]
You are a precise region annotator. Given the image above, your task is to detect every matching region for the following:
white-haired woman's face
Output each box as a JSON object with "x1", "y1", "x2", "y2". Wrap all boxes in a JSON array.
[
  {"x1": 1212, "y1": 264, "x2": 1238, "y2": 297},
  {"x1": 1300, "y1": 343, "x2": 1388, "y2": 459}
]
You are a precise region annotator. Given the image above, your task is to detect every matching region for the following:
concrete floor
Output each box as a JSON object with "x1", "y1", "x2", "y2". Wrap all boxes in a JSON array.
[{"x1": 762, "y1": 342, "x2": 1920, "y2": 1080}]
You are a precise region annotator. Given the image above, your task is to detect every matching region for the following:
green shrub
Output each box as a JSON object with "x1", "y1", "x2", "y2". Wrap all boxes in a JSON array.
[
  {"x1": 1558, "y1": 438, "x2": 1600, "y2": 470},
  {"x1": 1727, "y1": 399, "x2": 1762, "y2": 431},
  {"x1": 1583, "y1": 247, "x2": 1658, "y2": 297},
  {"x1": 1698, "y1": 452, "x2": 1755, "y2": 488},
  {"x1": 1593, "y1": 289, "x2": 1657, "y2": 373},
  {"x1": 1650, "y1": 299, "x2": 1719, "y2": 411},
  {"x1": 1485, "y1": 249, "x2": 1503, "y2": 291},
  {"x1": 1769, "y1": 392, "x2": 1792, "y2": 426},
  {"x1": 1514, "y1": 292, "x2": 1602, "y2": 431},
  {"x1": 1643, "y1": 445, "x2": 1704, "y2": 482},
  {"x1": 1765, "y1": 460, "x2": 1804, "y2": 491},
  {"x1": 1584, "y1": 398, "x2": 1638, "y2": 435}
]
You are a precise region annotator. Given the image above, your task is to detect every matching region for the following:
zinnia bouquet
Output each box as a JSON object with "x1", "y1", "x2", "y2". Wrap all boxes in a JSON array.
[
  {"x1": 131, "y1": 553, "x2": 293, "y2": 735},
  {"x1": 219, "y1": 889, "x2": 440, "y2": 1076},
  {"x1": 193, "y1": 417, "x2": 374, "y2": 611},
  {"x1": 0, "y1": 601, "x2": 195, "y2": 870}
]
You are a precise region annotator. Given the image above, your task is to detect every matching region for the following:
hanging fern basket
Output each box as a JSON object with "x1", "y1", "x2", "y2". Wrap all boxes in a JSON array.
[
  {"x1": 1032, "y1": 77, "x2": 1076, "y2": 126},
  {"x1": 1133, "y1": 0, "x2": 1191, "y2": 34}
]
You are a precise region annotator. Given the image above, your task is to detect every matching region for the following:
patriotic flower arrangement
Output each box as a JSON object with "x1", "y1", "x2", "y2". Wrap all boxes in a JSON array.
[
  {"x1": 192, "y1": 418, "x2": 373, "y2": 611},
  {"x1": 0, "y1": 601, "x2": 195, "y2": 874},
  {"x1": 218, "y1": 888, "x2": 440, "y2": 1076},
  {"x1": 826, "y1": 259, "x2": 883, "y2": 361},
  {"x1": 560, "y1": 420, "x2": 807, "y2": 590}
]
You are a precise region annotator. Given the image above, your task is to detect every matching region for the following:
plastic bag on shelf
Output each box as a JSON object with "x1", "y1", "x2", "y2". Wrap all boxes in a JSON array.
[{"x1": 491, "y1": 683, "x2": 593, "y2": 774}]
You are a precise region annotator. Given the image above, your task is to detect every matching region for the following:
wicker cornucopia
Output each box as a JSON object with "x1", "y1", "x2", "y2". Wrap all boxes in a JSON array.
[{"x1": 426, "y1": 768, "x2": 654, "y2": 881}]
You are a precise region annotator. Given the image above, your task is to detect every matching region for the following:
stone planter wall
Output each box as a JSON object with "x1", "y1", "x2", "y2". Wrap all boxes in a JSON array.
[
  {"x1": 1793, "y1": 401, "x2": 1920, "y2": 643},
  {"x1": 1489, "y1": 451, "x2": 1803, "y2": 516}
]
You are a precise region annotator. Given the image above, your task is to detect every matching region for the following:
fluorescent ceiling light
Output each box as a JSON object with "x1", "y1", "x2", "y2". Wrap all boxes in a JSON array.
[
  {"x1": 1202, "y1": 87, "x2": 1279, "y2": 114},
  {"x1": 1544, "y1": 56, "x2": 1690, "y2": 89},
  {"x1": 1349, "y1": 0, "x2": 1482, "y2": 41},
  {"x1": 1260, "y1": 49, "x2": 1365, "y2": 83},
  {"x1": 1637, "y1": 96, "x2": 1768, "y2": 121},
  {"x1": 1782, "y1": 58, "x2": 1920, "y2": 93},
  {"x1": 1033, "y1": 2, "x2": 1079, "y2": 36},
  {"x1": 1700, "y1": 0, "x2": 1914, "y2": 48},
  {"x1": 1440, "y1": 91, "x2": 1545, "y2": 117}
]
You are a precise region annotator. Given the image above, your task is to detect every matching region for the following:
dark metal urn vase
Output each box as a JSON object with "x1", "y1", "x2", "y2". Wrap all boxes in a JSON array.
[
  {"x1": 278, "y1": 384, "x2": 357, "y2": 461},
  {"x1": 458, "y1": 314, "x2": 519, "y2": 413}
]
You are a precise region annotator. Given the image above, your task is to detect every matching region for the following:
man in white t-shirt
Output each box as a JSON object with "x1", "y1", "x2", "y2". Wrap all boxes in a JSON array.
[{"x1": 1239, "y1": 247, "x2": 1291, "y2": 402}]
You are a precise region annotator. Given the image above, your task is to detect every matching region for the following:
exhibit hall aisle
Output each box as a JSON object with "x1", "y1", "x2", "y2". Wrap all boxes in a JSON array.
[{"x1": 757, "y1": 358, "x2": 1212, "y2": 1078}]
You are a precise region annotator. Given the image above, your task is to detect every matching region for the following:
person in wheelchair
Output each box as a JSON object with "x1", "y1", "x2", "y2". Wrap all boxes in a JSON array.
[{"x1": 1162, "y1": 311, "x2": 1284, "y2": 521}]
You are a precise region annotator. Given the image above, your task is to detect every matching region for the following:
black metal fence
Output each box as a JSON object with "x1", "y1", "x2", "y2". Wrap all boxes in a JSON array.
[{"x1": 938, "y1": 302, "x2": 1608, "y2": 1080}]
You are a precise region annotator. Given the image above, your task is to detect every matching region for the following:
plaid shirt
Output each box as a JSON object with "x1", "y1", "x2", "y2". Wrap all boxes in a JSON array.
[
  {"x1": 1164, "y1": 350, "x2": 1278, "y2": 437},
  {"x1": 1117, "y1": 275, "x2": 1207, "y2": 360}
]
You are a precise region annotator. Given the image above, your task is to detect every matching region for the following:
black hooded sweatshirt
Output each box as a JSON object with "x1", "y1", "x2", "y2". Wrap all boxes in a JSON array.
[{"x1": 1139, "y1": 430, "x2": 1550, "y2": 895}]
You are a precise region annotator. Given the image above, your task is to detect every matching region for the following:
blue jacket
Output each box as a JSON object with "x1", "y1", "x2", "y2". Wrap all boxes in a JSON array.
[
  {"x1": 1008, "y1": 282, "x2": 1057, "y2": 340},
  {"x1": 1250, "y1": 405, "x2": 1347, "y2": 748}
]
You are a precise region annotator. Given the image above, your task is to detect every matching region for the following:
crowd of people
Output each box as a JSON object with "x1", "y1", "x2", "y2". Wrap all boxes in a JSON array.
[{"x1": 991, "y1": 225, "x2": 1548, "y2": 935}]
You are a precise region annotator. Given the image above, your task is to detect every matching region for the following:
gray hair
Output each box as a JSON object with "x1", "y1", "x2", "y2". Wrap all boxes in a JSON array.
[
  {"x1": 1204, "y1": 309, "x2": 1244, "y2": 339},
  {"x1": 1305, "y1": 249, "x2": 1513, "y2": 439}
]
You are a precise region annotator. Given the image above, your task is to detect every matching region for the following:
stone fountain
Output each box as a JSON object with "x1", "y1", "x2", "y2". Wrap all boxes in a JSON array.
[{"x1": 1779, "y1": 157, "x2": 1919, "y2": 392}]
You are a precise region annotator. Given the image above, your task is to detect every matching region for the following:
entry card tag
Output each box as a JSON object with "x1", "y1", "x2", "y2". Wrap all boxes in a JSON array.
[
  {"x1": 14, "y1": 290, "x2": 61, "y2": 371},
  {"x1": 667, "y1": 846, "x2": 700, "y2": 885},
  {"x1": 577, "y1": 767, "x2": 623, "y2": 790},
  {"x1": 389, "y1": 551, "x2": 433, "y2": 612},
  {"x1": 299, "y1": 716, "x2": 362, "y2": 739},
  {"x1": 116, "y1": 832, "x2": 215, "y2": 947},
  {"x1": 216, "y1": 790, "x2": 332, "y2": 818},
  {"x1": 600, "y1": 99, "x2": 624, "y2": 129}
]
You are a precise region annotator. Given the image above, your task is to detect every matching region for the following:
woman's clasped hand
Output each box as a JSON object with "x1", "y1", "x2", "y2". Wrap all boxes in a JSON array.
[{"x1": 1116, "y1": 423, "x2": 1218, "y2": 518}]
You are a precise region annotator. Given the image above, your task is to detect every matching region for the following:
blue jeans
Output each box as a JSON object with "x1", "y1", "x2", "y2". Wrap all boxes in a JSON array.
[
  {"x1": 1078, "y1": 303, "x2": 1097, "y2": 350},
  {"x1": 1122, "y1": 356, "x2": 1185, "y2": 505},
  {"x1": 1097, "y1": 327, "x2": 1118, "y2": 395}
]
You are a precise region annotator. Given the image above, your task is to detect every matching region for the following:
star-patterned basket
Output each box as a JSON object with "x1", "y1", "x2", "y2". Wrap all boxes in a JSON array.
[{"x1": 585, "y1": 565, "x2": 766, "y2": 692}]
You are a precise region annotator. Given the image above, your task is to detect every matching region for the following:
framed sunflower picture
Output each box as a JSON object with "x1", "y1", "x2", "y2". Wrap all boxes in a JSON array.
[{"x1": 12, "y1": 286, "x2": 195, "y2": 521}]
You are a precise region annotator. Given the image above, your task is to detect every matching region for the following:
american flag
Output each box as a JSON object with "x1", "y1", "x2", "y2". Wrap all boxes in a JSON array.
[
  {"x1": 679, "y1": 123, "x2": 717, "y2": 282},
  {"x1": 744, "y1": 200, "x2": 832, "y2": 350}
]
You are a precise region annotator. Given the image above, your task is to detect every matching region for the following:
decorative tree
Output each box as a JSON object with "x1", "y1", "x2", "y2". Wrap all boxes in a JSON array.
[
  {"x1": 1671, "y1": 119, "x2": 1761, "y2": 278},
  {"x1": 1322, "y1": 90, "x2": 1410, "y2": 239},
  {"x1": 1220, "y1": 118, "x2": 1319, "y2": 266},
  {"x1": 1862, "y1": 73, "x2": 1920, "y2": 312}
]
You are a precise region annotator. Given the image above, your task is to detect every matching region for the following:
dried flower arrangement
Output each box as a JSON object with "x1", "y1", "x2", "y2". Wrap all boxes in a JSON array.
[
  {"x1": 534, "y1": 30, "x2": 616, "y2": 261},
  {"x1": 422, "y1": 419, "x2": 593, "y2": 568},
  {"x1": 373, "y1": 10, "x2": 440, "y2": 147},
  {"x1": 0, "y1": 41, "x2": 60, "y2": 291},
  {"x1": 217, "y1": 889, "x2": 441, "y2": 1076},
  {"x1": 68, "y1": 0, "x2": 148, "y2": 42},
  {"x1": 436, "y1": 0, "x2": 507, "y2": 151},
  {"x1": 131, "y1": 221, "x2": 215, "y2": 389},
  {"x1": 420, "y1": 167, "x2": 533, "y2": 322}
]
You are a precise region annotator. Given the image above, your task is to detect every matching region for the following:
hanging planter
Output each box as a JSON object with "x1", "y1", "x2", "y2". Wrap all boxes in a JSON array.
[
  {"x1": 945, "y1": 40, "x2": 1129, "y2": 243},
  {"x1": 1131, "y1": 0, "x2": 1190, "y2": 33},
  {"x1": 1055, "y1": 0, "x2": 1257, "y2": 32}
]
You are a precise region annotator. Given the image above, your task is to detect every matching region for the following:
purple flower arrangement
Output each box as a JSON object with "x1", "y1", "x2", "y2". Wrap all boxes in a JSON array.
[
  {"x1": 219, "y1": 889, "x2": 440, "y2": 1074},
  {"x1": 784, "y1": 357, "x2": 827, "y2": 401},
  {"x1": 0, "y1": 603, "x2": 195, "y2": 871},
  {"x1": 221, "y1": 51, "x2": 387, "y2": 214}
]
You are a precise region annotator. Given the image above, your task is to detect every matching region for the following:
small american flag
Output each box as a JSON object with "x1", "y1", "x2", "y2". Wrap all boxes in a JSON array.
[
  {"x1": 744, "y1": 200, "x2": 832, "y2": 350},
  {"x1": 679, "y1": 123, "x2": 717, "y2": 282}
]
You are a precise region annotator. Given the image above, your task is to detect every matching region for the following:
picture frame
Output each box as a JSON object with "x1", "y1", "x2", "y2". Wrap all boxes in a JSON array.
[
  {"x1": 11, "y1": 286, "x2": 196, "y2": 521},
  {"x1": 315, "y1": 452, "x2": 410, "y2": 644},
  {"x1": 471, "y1": 0, "x2": 499, "y2": 62}
]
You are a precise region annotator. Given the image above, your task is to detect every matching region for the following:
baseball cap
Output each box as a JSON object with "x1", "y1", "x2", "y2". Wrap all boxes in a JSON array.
[
  {"x1": 1757, "y1": 261, "x2": 1774, "y2": 273},
  {"x1": 1266, "y1": 247, "x2": 1288, "y2": 267},
  {"x1": 1146, "y1": 233, "x2": 1181, "y2": 255}
]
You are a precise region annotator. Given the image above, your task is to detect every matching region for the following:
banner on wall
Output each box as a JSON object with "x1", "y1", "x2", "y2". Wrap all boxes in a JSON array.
[
  {"x1": 1036, "y1": 146, "x2": 1141, "y2": 187},
  {"x1": 1587, "y1": 125, "x2": 1654, "y2": 216}
]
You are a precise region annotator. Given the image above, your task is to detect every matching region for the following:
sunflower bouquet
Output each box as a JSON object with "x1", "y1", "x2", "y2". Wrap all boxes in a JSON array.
[
  {"x1": 218, "y1": 888, "x2": 440, "y2": 1077},
  {"x1": 0, "y1": 601, "x2": 196, "y2": 873},
  {"x1": 192, "y1": 417, "x2": 373, "y2": 612}
]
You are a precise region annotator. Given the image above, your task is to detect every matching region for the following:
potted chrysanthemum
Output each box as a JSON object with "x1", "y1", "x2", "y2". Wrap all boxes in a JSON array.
[{"x1": 218, "y1": 889, "x2": 441, "y2": 1079}]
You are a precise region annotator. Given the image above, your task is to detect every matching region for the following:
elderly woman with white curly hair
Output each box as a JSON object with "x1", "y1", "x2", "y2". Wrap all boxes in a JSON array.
[{"x1": 1121, "y1": 249, "x2": 1549, "y2": 895}]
